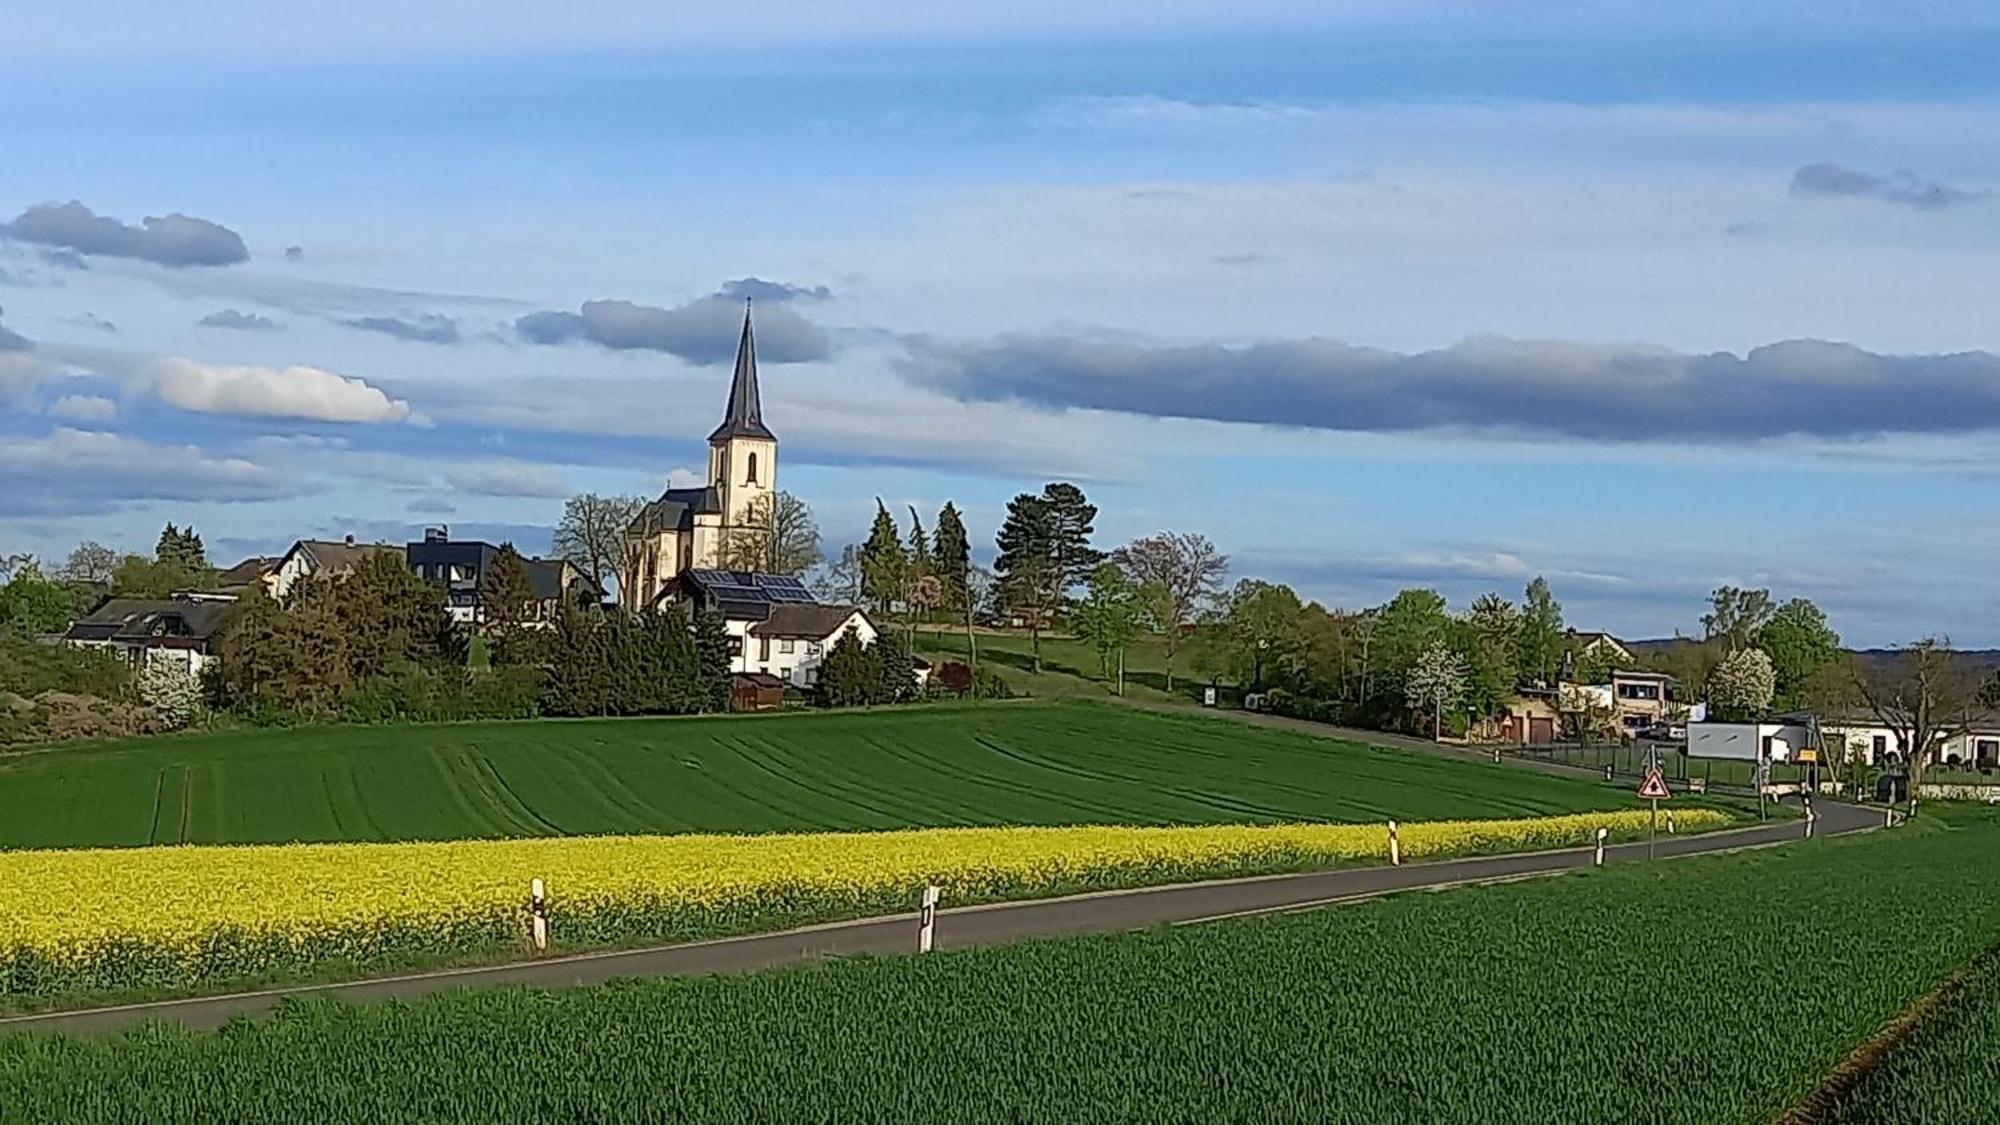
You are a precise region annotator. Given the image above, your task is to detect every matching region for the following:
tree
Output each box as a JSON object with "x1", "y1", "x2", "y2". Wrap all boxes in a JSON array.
[
  {"x1": 693, "y1": 607, "x2": 734, "y2": 712},
  {"x1": 1222, "y1": 579, "x2": 1303, "y2": 690},
  {"x1": 1708, "y1": 647, "x2": 1777, "y2": 721},
  {"x1": 818, "y1": 625, "x2": 882, "y2": 708},
  {"x1": 1370, "y1": 588, "x2": 1452, "y2": 719},
  {"x1": 58, "y1": 541, "x2": 118, "y2": 585},
  {"x1": 1112, "y1": 531, "x2": 1228, "y2": 693},
  {"x1": 0, "y1": 560, "x2": 73, "y2": 638},
  {"x1": 1516, "y1": 577, "x2": 1565, "y2": 687},
  {"x1": 553, "y1": 493, "x2": 645, "y2": 599},
  {"x1": 137, "y1": 658, "x2": 205, "y2": 730},
  {"x1": 719, "y1": 491, "x2": 822, "y2": 577},
  {"x1": 993, "y1": 492, "x2": 1061, "y2": 673},
  {"x1": 906, "y1": 506, "x2": 931, "y2": 579},
  {"x1": 1855, "y1": 639, "x2": 1985, "y2": 800},
  {"x1": 811, "y1": 544, "x2": 865, "y2": 605},
  {"x1": 155, "y1": 524, "x2": 209, "y2": 574},
  {"x1": 1406, "y1": 641, "x2": 1468, "y2": 741},
  {"x1": 479, "y1": 544, "x2": 537, "y2": 657},
  {"x1": 1760, "y1": 598, "x2": 1841, "y2": 711},
  {"x1": 1039, "y1": 482, "x2": 1105, "y2": 596},
  {"x1": 1702, "y1": 586, "x2": 1775, "y2": 653},
  {"x1": 876, "y1": 630, "x2": 918, "y2": 703},
  {"x1": 932, "y1": 502, "x2": 972, "y2": 615},
  {"x1": 858, "y1": 501, "x2": 907, "y2": 615},
  {"x1": 1072, "y1": 563, "x2": 1142, "y2": 693}
]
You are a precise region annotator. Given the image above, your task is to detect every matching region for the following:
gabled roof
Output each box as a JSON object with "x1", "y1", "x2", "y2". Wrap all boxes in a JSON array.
[
  {"x1": 750, "y1": 604, "x2": 866, "y2": 639},
  {"x1": 64, "y1": 598, "x2": 239, "y2": 644},
  {"x1": 707, "y1": 304, "x2": 775, "y2": 443},
  {"x1": 291, "y1": 538, "x2": 404, "y2": 574},
  {"x1": 214, "y1": 556, "x2": 279, "y2": 588},
  {"x1": 678, "y1": 569, "x2": 818, "y2": 620}
]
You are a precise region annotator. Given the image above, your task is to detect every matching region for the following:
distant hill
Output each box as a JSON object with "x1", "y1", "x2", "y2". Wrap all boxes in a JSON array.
[{"x1": 1625, "y1": 637, "x2": 2000, "y2": 675}]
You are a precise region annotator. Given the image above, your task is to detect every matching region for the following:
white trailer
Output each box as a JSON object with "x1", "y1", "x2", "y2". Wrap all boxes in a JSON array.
[{"x1": 1687, "y1": 721, "x2": 1811, "y2": 763}]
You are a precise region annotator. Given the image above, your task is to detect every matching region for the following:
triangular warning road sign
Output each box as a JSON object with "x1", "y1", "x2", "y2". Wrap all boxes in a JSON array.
[{"x1": 1637, "y1": 768, "x2": 1671, "y2": 800}]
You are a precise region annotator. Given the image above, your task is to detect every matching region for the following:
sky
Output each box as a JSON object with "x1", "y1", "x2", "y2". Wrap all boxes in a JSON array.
[{"x1": 3, "y1": 1, "x2": 1998, "y2": 645}]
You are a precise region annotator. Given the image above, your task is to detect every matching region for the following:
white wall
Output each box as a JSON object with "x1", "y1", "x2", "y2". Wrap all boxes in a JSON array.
[
  {"x1": 1686, "y1": 722, "x2": 1809, "y2": 762},
  {"x1": 735, "y1": 611, "x2": 876, "y2": 689}
]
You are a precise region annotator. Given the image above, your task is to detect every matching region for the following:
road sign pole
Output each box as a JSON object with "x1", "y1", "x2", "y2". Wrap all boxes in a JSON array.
[{"x1": 1649, "y1": 798, "x2": 1657, "y2": 861}]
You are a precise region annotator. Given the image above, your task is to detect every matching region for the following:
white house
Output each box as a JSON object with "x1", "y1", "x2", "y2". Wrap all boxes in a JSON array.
[
  {"x1": 740, "y1": 604, "x2": 878, "y2": 689},
  {"x1": 1819, "y1": 715, "x2": 2000, "y2": 770},
  {"x1": 61, "y1": 595, "x2": 240, "y2": 678},
  {"x1": 1687, "y1": 720, "x2": 1813, "y2": 763},
  {"x1": 268, "y1": 536, "x2": 405, "y2": 600}
]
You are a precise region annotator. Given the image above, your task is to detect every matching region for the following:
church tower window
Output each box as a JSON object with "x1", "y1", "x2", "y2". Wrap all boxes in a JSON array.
[{"x1": 746, "y1": 452, "x2": 759, "y2": 485}]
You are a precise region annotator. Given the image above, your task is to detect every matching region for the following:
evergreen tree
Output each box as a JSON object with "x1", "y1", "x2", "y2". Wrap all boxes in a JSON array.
[
  {"x1": 693, "y1": 607, "x2": 734, "y2": 712},
  {"x1": 906, "y1": 506, "x2": 931, "y2": 580},
  {"x1": 858, "y1": 500, "x2": 907, "y2": 615},
  {"x1": 479, "y1": 544, "x2": 537, "y2": 660},
  {"x1": 542, "y1": 607, "x2": 611, "y2": 717},
  {"x1": 1039, "y1": 482, "x2": 1105, "y2": 596},
  {"x1": 993, "y1": 491, "x2": 1060, "y2": 673},
  {"x1": 818, "y1": 625, "x2": 881, "y2": 707},
  {"x1": 932, "y1": 502, "x2": 972, "y2": 614},
  {"x1": 875, "y1": 629, "x2": 917, "y2": 702}
]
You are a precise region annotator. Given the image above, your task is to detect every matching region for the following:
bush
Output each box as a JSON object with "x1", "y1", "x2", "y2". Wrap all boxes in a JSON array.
[
  {"x1": 341, "y1": 665, "x2": 545, "y2": 725},
  {"x1": 137, "y1": 659, "x2": 205, "y2": 730},
  {"x1": 0, "y1": 639, "x2": 133, "y2": 700},
  {"x1": 934, "y1": 660, "x2": 973, "y2": 696},
  {"x1": 1264, "y1": 689, "x2": 1347, "y2": 725},
  {"x1": 0, "y1": 690, "x2": 162, "y2": 747},
  {"x1": 972, "y1": 665, "x2": 1015, "y2": 700}
]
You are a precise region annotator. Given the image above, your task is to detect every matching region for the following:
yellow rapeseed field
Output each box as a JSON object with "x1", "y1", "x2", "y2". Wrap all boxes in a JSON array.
[{"x1": 1, "y1": 809, "x2": 1726, "y2": 1002}]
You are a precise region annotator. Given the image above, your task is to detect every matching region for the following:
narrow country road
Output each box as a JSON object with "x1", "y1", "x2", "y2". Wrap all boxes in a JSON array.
[{"x1": 1, "y1": 801, "x2": 1879, "y2": 1037}]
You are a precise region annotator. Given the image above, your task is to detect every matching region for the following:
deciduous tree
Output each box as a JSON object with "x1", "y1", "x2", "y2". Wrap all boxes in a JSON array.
[
  {"x1": 553, "y1": 493, "x2": 645, "y2": 598},
  {"x1": 1760, "y1": 598, "x2": 1841, "y2": 711},
  {"x1": 1516, "y1": 577, "x2": 1565, "y2": 687},
  {"x1": 1855, "y1": 639, "x2": 1985, "y2": 800},
  {"x1": 1406, "y1": 641, "x2": 1468, "y2": 740},
  {"x1": 1112, "y1": 531, "x2": 1228, "y2": 693},
  {"x1": 1708, "y1": 647, "x2": 1777, "y2": 721},
  {"x1": 1702, "y1": 585, "x2": 1775, "y2": 653},
  {"x1": 1073, "y1": 563, "x2": 1142, "y2": 692}
]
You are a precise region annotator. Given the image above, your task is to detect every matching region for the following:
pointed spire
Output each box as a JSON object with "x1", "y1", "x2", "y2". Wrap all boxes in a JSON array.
[{"x1": 709, "y1": 299, "x2": 775, "y2": 443}]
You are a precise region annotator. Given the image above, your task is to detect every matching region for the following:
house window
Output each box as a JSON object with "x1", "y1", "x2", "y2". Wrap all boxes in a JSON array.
[
  {"x1": 746, "y1": 452, "x2": 759, "y2": 485},
  {"x1": 780, "y1": 637, "x2": 796, "y2": 654},
  {"x1": 729, "y1": 637, "x2": 743, "y2": 657},
  {"x1": 807, "y1": 641, "x2": 823, "y2": 657},
  {"x1": 759, "y1": 636, "x2": 772, "y2": 661},
  {"x1": 1617, "y1": 682, "x2": 1660, "y2": 701},
  {"x1": 1871, "y1": 734, "x2": 1887, "y2": 760}
]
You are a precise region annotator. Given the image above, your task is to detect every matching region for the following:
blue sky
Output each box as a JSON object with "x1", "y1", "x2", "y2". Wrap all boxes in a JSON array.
[{"x1": 3, "y1": 2, "x2": 1998, "y2": 645}]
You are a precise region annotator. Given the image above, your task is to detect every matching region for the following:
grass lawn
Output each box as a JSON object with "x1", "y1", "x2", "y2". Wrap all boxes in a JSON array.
[
  {"x1": 910, "y1": 626, "x2": 1214, "y2": 704},
  {"x1": 9, "y1": 810, "x2": 1996, "y2": 1123},
  {"x1": 0, "y1": 701, "x2": 1631, "y2": 850}
]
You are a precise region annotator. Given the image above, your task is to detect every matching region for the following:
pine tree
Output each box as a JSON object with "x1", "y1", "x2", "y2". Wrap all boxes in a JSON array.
[
  {"x1": 876, "y1": 629, "x2": 916, "y2": 702},
  {"x1": 906, "y1": 506, "x2": 931, "y2": 579},
  {"x1": 479, "y1": 544, "x2": 537, "y2": 661},
  {"x1": 858, "y1": 500, "x2": 906, "y2": 615},
  {"x1": 933, "y1": 502, "x2": 971, "y2": 614},
  {"x1": 693, "y1": 607, "x2": 734, "y2": 712},
  {"x1": 1038, "y1": 482, "x2": 1104, "y2": 597},
  {"x1": 994, "y1": 492, "x2": 1060, "y2": 673},
  {"x1": 817, "y1": 625, "x2": 880, "y2": 708}
]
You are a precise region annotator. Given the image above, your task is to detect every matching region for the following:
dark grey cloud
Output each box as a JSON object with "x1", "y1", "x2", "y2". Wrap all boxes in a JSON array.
[
  {"x1": 0, "y1": 428, "x2": 301, "y2": 517},
  {"x1": 200, "y1": 308, "x2": 278, "y2": 331},
  {"x1": 1789, "y1": 163, "x2": 1984, "y2": 209},
  {"x1": 515, "y1": 293, "x2": 831, "y2": 364},
  {"x1": 898, "y1": 333, "x2": 2000, "y2": 442},
  {"x1": 340, "y1": 313, "x2": 461, "y2": 344},
  {"x1": 717, "y1": 277, "x2": 833, "y2": 303},
  {"x1": 407, "y1": 496, "x2": 456, "y2": 515},
  {"x1": 283, "y1": 246, "x2": 305, "y2": 261},
  {"x1": 2, "y1": 200, "x2": 250, "y2": 266}
]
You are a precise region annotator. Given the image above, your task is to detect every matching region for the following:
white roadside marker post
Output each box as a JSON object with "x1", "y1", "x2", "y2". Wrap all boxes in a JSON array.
[
  {"x1": 1665, "y1": 811, "x2": 1675, "y2": 836},
  {"x1": 1387, "y1": 820, "x2": 1401, "y2": 866},
  {"x1": 917, "y1": 885, "x2": 941, "y2": 953},
  {"x1": 1804, "y1": 797, "x2": 1816, "y2": 839},
  {"x1": 1594, "y1": 826, "x2": 1607, "y2": 867},
  {"x1": 529, "y1": 877, "x2": 549, "y2": 952},
  {"x1": 1885, "y1": 805, "x2": 1895, "y2": 829}
]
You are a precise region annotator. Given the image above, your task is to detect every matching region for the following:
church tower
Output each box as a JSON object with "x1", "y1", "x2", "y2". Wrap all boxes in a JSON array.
[{"x1": 708, "y1": 302, "x2": 777, "y2": 534}]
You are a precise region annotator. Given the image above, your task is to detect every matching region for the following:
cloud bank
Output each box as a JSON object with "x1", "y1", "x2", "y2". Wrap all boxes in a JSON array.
[
  {"x1": 0, "y1": 428, "x2": 295, "y2": 516},
  {"x1": 517, "y1": 288, "x2": 831, "y2": 364},
  {"x1": 3, "y1": 200, "x2": 250, "y2": 266},
  {"x1": 340, "y1": 313, "x2": 460, "y2": 344},
  {"x1": 899, "y1": 334, "x2": 2000, "y2": 442},
  {"x1": 1789, "y1": 163, "x2": 1985, "y2": 209},
  {"x1": 200, "y1": 309, "x2": 278, "y2": 331}
]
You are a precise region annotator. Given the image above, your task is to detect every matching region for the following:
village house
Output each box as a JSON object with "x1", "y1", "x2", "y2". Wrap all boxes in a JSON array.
[
  {"x1": 60, "y1": 594, "x2": 240, "y2": 677},
  {"x1": 670, "y1": 568, "x2": 876, "y2": 691},
  {"x1": 268, "y1": 536, "x2": 405, "y2": 600},
  {"x1": 404, "y1": 528, "x2": 593, "y2": 625}
]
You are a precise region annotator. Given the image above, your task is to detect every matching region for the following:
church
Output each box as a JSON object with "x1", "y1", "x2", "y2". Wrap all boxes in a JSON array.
[{"x1": 623, "y1": 305, "x2": 779, "y2": 608}]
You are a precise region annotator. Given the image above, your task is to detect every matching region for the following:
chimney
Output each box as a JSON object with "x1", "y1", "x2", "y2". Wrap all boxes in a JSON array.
[
  {"x1": 425, "y1": 525, "x2": 449, "y2": 543},
  {"x1": 344, "y1": 533, "x2": 356, "y2": 547}
]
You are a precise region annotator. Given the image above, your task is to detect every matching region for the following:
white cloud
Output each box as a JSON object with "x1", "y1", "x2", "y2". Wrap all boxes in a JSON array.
[
  {"x1": 445, "y1": 460, "x2": 572, "y2": 498},
  {"x1": 151, "y1": 357, "x2": 414, "y2": 423},
  {"x1": 47, "y1": 394, "x2": 117, "y2": 422},
  {"x1": 0, "y1": 428, "x2": 297, "y2": 515}
]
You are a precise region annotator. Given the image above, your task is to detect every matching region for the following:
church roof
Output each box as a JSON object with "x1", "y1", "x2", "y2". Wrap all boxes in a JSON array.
[
  {"x1": 632, "y1": 486, "x2": 723, "y2": 536},
  {"x1": 708, "y1": 304, "x2": 775, "y2": 443}
]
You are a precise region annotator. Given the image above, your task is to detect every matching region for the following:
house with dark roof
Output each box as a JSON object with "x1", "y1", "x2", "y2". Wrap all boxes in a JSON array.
[
  {"x1": 61, "y1": 595, "x2": 240, "y2": 677},
  {"x1": 404, "y1": 528, "x2": 596, "y2": 626},
  {"x1": 269, "y1": 536, "x2": 406, "y2": 599},
  {"x1": 672, "y1": 568, "x2": 876, "y2": 690},
  {"x1": 624, "y1": 305, "x2": 779, "y2": 608},
  {"x1": 213, "y1": 555, "x2": 281, "y2": 597}
]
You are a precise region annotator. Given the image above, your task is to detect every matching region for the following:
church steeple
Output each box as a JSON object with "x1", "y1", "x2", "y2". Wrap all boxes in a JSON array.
[{"x1": 709, "y1": 301, "x2": 775, "y2": 443}]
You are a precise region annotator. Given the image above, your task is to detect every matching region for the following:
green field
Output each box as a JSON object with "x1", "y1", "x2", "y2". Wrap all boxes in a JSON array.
[
  {"x1": 7, "y1": 809, "x2": 1995, "y2": 1123},
  {"x1": 0, "y1": 702, "x2": 1628, "y2": 850},
  {"x1": 912, "y1": 626, "x2": 1208, "y2": 703},
  {"x1": 1826, "y1": 950, "x2": 2000, "y2": 1123}
]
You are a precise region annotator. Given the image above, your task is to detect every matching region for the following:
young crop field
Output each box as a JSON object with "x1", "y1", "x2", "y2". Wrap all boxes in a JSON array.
[
  {"x1": 2, "y1": 809, "x2": 1720, "y2": 1008},
  {"x1": 0, "y1": 702, "x2": 1627, "y2": 849},
  {"x1": 5, "y1": 810, "x2": 1997, "y2": 1123},
  {"x1": 1823, "y1": 950, "x2": 2000, "y2": 1123}
]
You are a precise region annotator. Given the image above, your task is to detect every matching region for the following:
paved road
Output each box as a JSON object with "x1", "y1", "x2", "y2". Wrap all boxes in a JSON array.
[{"x1": 2, "y1": 800, "x2": 1880, "y2": 1036}]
